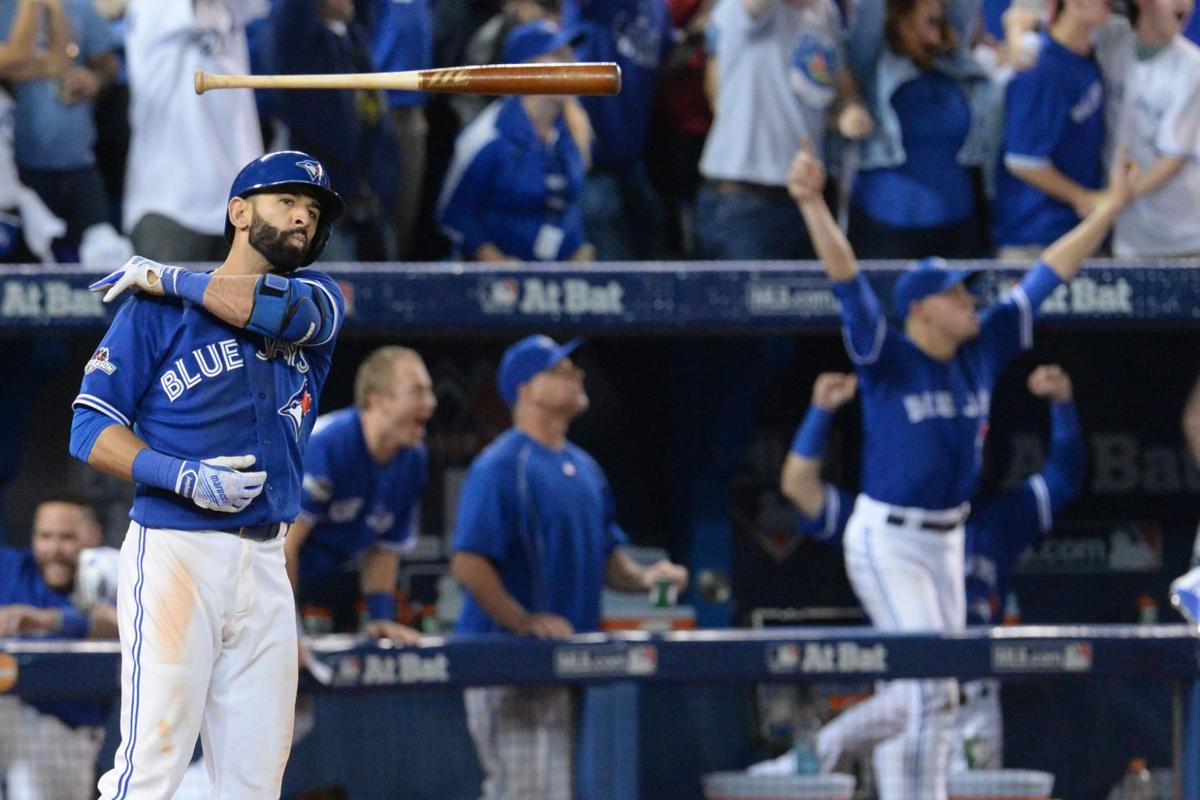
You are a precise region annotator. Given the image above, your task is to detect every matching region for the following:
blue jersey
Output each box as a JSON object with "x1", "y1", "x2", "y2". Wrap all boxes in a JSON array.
[
  {"x1": 439, "y1": 97, "x2": 587, "y2": 261},
  {"x1": 796, "y1": 402, "x2": 1084, "y2": 624},
  {"x1": 452, "y1": 428, "x2": 629, "y2": 634},
  {"x1": 832, "y1": 265, "x2": 1060, "y2": 509},
  {"x1": 852, "y1": 71, "x2": 975, "y2": 228},
  {"x1": 563, "y1": 0, "x2": 673, "y2": 168},
  {"x1": 0, "y1": 548, "x2": 74, "y2": 611},
  {"x1": 993, "y1": 33, "x2": 1105, "y2": 247},
  {"x1": 72, "y1": 270, "x2": 344, "y2": 530},
  {"x1": 369, "y1": 0, "x2": 433, "y2": 108},
  {"x1": 297, "y1": 407, "x2": 428, "y2": 584},
  {"x1": 0, "y1": 547, "x2": 111, "y2": 726}
]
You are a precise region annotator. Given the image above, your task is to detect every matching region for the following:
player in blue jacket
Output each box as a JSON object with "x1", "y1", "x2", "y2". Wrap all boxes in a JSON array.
[
  {"x1": 67, "y1": 150, "x2": 346, "y2": 799},
  {"x1": 777, "y1": 366, "x2": 1084, "y2": 777},
  {"x1": 0, "y1": 495, "x2": 119, "y2": 800},
  {"x1": 788, "y1": 138, "x2": 1133, "y2": 800},
  {"x1": 286, "y1": 345, "x2": 436, "y2": 644},
  {"x1": 451, "y1": 334, "x2": 688, "y2": 800},
  {"x1": 439, "y1": 21, "x2": 592, "y2": 262}
]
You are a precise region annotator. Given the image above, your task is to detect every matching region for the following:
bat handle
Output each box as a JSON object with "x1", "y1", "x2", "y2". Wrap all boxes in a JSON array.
[{"x1": 194, "y1": 69, "x2": 207, "y2": 95}]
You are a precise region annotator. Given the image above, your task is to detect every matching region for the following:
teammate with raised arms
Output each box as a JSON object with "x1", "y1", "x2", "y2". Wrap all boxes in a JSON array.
[
  {"x1": 773, "y1": 366, "x2": 1083, "y2": 777},
  {"x1": 787, "y1": 139, "x2": 1136, "y2": 800},
  {"x1": 68, "y1": 150, "x2": 346, "y2": 799}
]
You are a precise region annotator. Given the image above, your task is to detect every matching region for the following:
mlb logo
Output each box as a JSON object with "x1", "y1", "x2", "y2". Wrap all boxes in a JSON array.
[
  {"x1": 766, "y1": 643, "x2": 802, "y2": 673},
  {"x1": 480, "y1": 279, "x2": 520, "y2": 313},
  {"x1": 628, "y1": 645, "x2": 658, "y2": 675}
]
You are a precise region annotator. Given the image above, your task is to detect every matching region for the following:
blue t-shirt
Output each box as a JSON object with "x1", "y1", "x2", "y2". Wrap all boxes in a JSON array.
[
  {"x1": 0, "y1": 547, "x2": 110, "y2": 727},
  {"x1": 0, "y1": 0, "x2": 115, "y2": 169},
  {"x1": 452, "y1": 428, "x2": 629, "y2": 634},
  {"x1": 853, "y1": 70, "x2": 975, "y2": 228},
  {"x1": 796, "y1": 403, "x2": 1084, "y2": 625},
  {"x1": 439, "y1": 97, "x2": 587, "y2": 261},
  {"x1": 993, "y1": 33, "x2": 1105, "y2": 247},
  {"x1": 563, "y1": 0, "x2": 673, "y2": 169},
  {"x1": 370, "y1": 0, "x2": 434, "y2": 108},
  {"x1": 297, "y1": 407, "x2": 428, "y2": 584},
  {"x1": 0, "y1": 548, "x2": 73, "y2": 610},
  {"x1": 71, "y1": 270, "x2": 344, "y2": 530},
  {"x1": 831, "y1": 264, "x2": 1061, "y2": 509}
]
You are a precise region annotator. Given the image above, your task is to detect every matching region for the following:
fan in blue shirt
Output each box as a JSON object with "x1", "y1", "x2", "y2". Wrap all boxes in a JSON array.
[
  {"x1": 993, "y1": 2, "x2": 1109, "y2": 252},
  {"x1": 287, "y1": 346, "x2": 436, "y2": 643},
  {"x1": 438, "y1": 21, "x2": 591, "y2": 262}
]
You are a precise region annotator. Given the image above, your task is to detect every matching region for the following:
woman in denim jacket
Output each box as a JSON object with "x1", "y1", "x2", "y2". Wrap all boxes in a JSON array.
[{"x1": 845, "y1": 0, "x2": 1000, "y2": 259}]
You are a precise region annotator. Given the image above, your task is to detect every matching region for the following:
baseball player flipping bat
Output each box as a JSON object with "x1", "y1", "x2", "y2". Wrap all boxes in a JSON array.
[{"x1": 194, "y1": 62, "x2": 622, "y2": 96}]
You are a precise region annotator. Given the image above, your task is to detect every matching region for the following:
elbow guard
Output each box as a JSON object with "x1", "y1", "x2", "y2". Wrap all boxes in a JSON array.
[{"x1": 247, "y1": 274, "x2": 332, "y2": 345}]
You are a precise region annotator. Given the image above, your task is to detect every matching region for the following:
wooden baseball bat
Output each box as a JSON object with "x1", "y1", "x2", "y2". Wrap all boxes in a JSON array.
[{"x1": 194, "y1": 63, "x2": 621, "y2": 96}]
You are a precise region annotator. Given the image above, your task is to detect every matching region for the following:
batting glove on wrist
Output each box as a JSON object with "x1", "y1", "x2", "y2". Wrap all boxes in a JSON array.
[
  {"x1": 176, "y1": 455, "x2": 267, "y2": 513},
  {"x1": 89, "y1": 256, "x2": 181, "y2": 303}
]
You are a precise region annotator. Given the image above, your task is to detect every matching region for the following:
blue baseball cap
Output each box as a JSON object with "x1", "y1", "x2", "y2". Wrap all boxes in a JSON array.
[
  {"x1": 498, "y1": 335, "x2": 583, "y2": 406},
  {"x1": 892, "y1": 257, "x2": 979, "y2": 319},
  {"x1": 503, "y1": 21, "x2": 583, "y2": 64}
]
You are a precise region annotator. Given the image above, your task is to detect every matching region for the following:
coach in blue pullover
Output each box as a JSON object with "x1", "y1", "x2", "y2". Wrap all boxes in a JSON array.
[{"x1": 438, "y1": 21, "x2": 592, "y2": 262}]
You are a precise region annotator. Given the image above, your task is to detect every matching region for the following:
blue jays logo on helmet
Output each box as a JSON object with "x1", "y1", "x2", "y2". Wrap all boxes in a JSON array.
[
  {"x1": 225, "y1": 150, "x2": 347, "y2": 267},
  {"x1": 297, "y1": 160, "x2": 324, "y2": 182}
]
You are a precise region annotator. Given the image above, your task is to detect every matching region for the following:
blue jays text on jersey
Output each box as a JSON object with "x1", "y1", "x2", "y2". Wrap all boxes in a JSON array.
[
  {"x1": 296, "y1": 407, "x2": 428, "y2": 584},
  {"x1": 71, "y1": 270, "x2": 344, "y2": 529},
  {"x1": 831, "y1": 263, "x2": 1062, "y2": 510}
]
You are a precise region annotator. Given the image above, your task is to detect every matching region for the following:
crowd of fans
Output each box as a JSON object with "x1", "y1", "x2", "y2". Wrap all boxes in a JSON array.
[{"x1": 2, "y1": 0, "x2": 1199, "y2": 267}]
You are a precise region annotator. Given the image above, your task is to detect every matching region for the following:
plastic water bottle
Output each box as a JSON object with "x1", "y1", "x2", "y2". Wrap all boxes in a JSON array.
[
  {"x1": 1120, "y1": 757, "x2": 1152, "y2": 800},
  {"x1": 792, "y1": 709, "x2": 822, "y2": 775}
]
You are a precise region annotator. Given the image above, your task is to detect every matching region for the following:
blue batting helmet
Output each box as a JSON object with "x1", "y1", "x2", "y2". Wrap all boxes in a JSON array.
[{"x1": 225, "y1": 151, "x2": 346, "y2": 266}]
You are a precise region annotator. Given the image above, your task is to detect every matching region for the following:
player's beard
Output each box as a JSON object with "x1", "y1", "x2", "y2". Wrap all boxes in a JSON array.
[{"x1": 249, "y1": 216, "x2": 311, "y2": 273}]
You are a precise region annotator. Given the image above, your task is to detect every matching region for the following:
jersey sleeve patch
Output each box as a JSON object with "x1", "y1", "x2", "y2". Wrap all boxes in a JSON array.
[{"x1": 84, "y1": 348, "x2": 117, "y2": 376}]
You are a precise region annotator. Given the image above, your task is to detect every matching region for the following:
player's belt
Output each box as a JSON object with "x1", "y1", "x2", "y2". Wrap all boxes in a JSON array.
[
  {"x1": 884, "y1": 512, "x2": 960, "y2": 533},
  {"x1": 217, "y1": 522, "x2": 286, "y2": 541}
]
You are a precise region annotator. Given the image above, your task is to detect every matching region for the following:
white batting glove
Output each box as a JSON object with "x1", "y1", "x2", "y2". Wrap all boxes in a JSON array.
[
  {"x1": 89, "y1": 256, "x2": 181, "y2": 303},
  {"x1": 176, "y1": 455, "x2": 267, "y2": 513}
]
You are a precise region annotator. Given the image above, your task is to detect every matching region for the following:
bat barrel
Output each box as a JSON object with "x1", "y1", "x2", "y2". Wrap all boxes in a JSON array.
[{"x1": 419, "y1": 63, "x2": 621, "y2": 96}]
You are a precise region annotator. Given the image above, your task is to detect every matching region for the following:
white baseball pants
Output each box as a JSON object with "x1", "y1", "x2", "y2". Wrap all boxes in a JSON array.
[
  {"x1": 463, "y1": 685, "x2": 574, "y2": 800},
  {"x1": 97, "y1": 523, "x2": 297, "y2": 800},
  {"x1": 842, "y1": 494, "x2": 966, "y2": 800}
]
